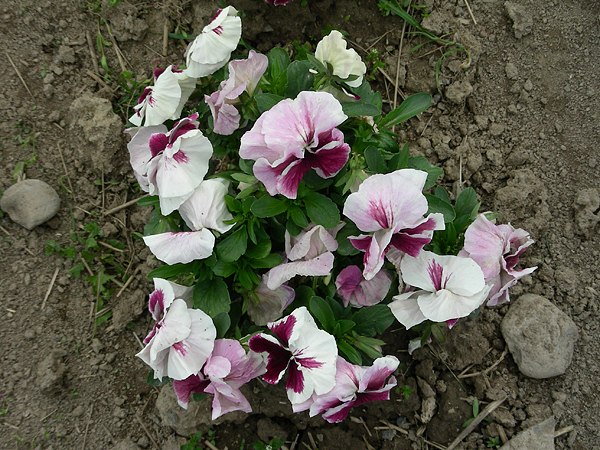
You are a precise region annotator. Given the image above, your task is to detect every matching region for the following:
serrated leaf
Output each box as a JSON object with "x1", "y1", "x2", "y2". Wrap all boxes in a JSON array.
[
  {"x1": 379, "y1": 93, "x2": 431, "y2": 128},
  {"x1": 434, "y1": 186, "x2": 451, "y2": 203},
  {"x1": 352, "y1": 304, "x2": 395, "y2": 336},
  {"x1": 303, "y1": 192, "x2": 340, "y2": 229},
  {"x1": 425, "y1": 194, "x2": 456, "y2": 223},
  {"x1": 251, "y1": 196, "x2": 288, "y2": 218},
  {"x1": 193, "y1": 277, "x2": 231, "y2": 317}
]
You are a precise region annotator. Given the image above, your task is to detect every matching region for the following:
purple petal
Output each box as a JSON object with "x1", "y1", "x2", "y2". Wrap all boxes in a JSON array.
[
  {"x1": 269, "y1": 314, "x2": 296, "y2": 347},
  {"x1": 248, "y1": 334, "x2": 291, "y2": 385},
  {"x1": 286, "y1": 360, "x2": 305, "y2": 394},
  {"x1": 173, "y1": 374, "x2": 210, "y2": 409}
]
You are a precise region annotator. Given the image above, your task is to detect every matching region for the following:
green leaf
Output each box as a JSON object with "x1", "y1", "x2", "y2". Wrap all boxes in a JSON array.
[
  {"x1": 388, "y1": 142, "x2": 410, "y2": 171},
  {"x1": 216, "y1": 227, "x2": 248, "y2": 262},
  {"x1": 453, "y1": 187, "x2": 480, "y2": 233},
  {"x1": 434, "y1": 186, "x2": 451, "y2": 203},
  {"x1": 248, "y1": 253, "x2": 282, "y2": 269},
  {"x1": 213, "y1": 312, "x2": 231, "y2": 339},
  {"x1": 407, "y1": 155, "x2": 444, "y2": 190},
  {"x1": 146, "y1": 370, "x2": 170, "y2": 386},
  {"x1": 255, "y1": 93, "x2": 285, "y2": 113},
  {"x1": 364, "y1": 146, "x2": 387, "y2": 173},
  {"x1": 289, "y1": 204, "x2": 309, "y2": 228},
  {"x1": 286, "y1": 218, "x2": 303, "y2": 236},
  {"x1": 309, "y1": 296, "x2": 336, "y2": 332},
  {"x1": 212, "y1": 260, "x2": 237, "y2": 278},
  {"x1": 303, "y1": 192, "x2": 340, "y2": 229},
  {"x1": 335, "y1": 221, "x2": 359, "y2": 256},
  {"x1": 341, "y1": 101, "x2": 381, "y2": 117},
  {"x1": 231, "y1": 173, "x2": 257, "y2": 183},
  {"x1": 251, "y1": 196, "x2": 288, "y2": 218},
  {"x1": 245, "y1": 237, "x2": 271, "y2": 260},
  {"x1": 286, "y1": 60, "x2": 314, "y2": 98},
  {"x1": 147, "y1": 262, "x2": 195, "y2": 280},
  {"x1": 352, "y1": 304, "x2": 395, "y2": 336},
  {"x1": 379, "y1": 93, "x2": 431, "y2": 128},
  {"x1": 335, "y1": 319, "x2": 356, "y2": 336},
  {"x1": 431, "y1": 323, "x2": 446, "y2": 343},
  {"x1": 237, "y1": 266, "x2": 259, "y2": 290},
  {"x1": 306, "y1": 53, "x2": 327, "y2": 73},
  {"x1": 338, "y1": 339, "x2": 362, "y2": 365},
  {"x1": 294, "y1": 285, "x2": 315, "y2": 307},
  {"x1": 425, "y1": 194, "x2": 456, "y2": 223},
  {"x1": 193, "y1": 277, "x2": 231, "y2": 317},
  {"x1": 136, "y1": 195, "x2": 159, "y2": 207},
  {"x1": 267, "y1": 47, "x2": 291, "y2": 79}
]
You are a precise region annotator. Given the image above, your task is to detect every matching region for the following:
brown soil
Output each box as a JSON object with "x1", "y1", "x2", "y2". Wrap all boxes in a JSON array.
[{"x1": 1, "y1": 1, "x2": 598, "y2": 449}]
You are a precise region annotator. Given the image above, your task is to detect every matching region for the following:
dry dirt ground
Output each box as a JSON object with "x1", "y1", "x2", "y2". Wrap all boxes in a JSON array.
[{"x1": 1, "y1": 0, "x2": 599, "y2": 449}]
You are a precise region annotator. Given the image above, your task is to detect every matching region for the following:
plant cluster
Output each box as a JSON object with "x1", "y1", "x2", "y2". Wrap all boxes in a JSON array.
[{"x1": 127, "y1": 5, "x2": 536, "y2": 424}]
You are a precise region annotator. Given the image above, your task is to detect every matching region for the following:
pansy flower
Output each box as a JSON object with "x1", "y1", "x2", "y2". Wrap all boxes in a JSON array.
[
  {"x1": 126, "y1": 114, "x2": 213, "y2": 216},
  {"x1": 144, "y1": 179, "x2": 234, "y2": 265},
  {"x1": 389, "y1": 251, "x2": 490, "y2": 329},
  {"x1": 343, "y1": 169, "x2": 444, "y2": 280},
  {"x1": 185, "y1": 6, "x2": 242, "y2": 78},
  {"x1": 136, "y1": 279, "x2": 216, "y2": 380},
  {"x1": 315, "y1": 30, "x2": 366, "y2": 88},
  {"x1": 129, "y1": 65, "x2": 196, "y2": 127},
  {"x1": 248, "y1": 307, "x2": 337, "y2": 405},
  {"x1": 459, "y1": 214, "x2": 537, "y2": 306},
  {"x1": 247, "y1": 275, "x2": 296, "y2": 326},
  {"x1": 294, "y1": 356, "x2": 399, "y2": 423},
  {"x1": 239, "y1": 91, "x2": 350, "y2": 199},
  {"x1": 335, "y1": 265, "x2": 392, "y2": 308},
  {"x1": 266, "y1": 223, "x2": 344, "y2": 290},
  {"x1": 173, "y1": 339, "x2": 265, "y2": 419},
  {"x1": 206, "y1": 50, "x2": 269, "y2": 135}
]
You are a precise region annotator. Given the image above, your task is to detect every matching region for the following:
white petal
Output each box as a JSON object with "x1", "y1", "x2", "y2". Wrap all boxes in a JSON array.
[
  {"x1": 417, "y1": 287, "x2": 489, "y2": 323},
  {"x1": 144, "y1": 70, "x2": 182, "y2": 126},
  {"x1": 389, "y1": 291, "x2": 428, "y2": 329},
  {"x1": 400, "y1": 251, "x2": 437, "y2": 292},
  {"x1": 126, "y1": 125, "x2": 168, "y2": 176},
  {"x1": 178, "y1": 179, "x2": 234, "y2": 233},
  {"x1": 144, "y1": 230, "x2": 215, "y2": 265},
  {"x1": 266, "y1": 252, "x2": 335, "y2": 290},
  {"x1": 149, "y1": 299, "x2": 192, "y2": 361}
]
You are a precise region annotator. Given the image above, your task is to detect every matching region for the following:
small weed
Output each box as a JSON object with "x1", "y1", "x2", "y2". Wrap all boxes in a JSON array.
[
  {"x1": 180, "y1": 430, "x2": 204, "y2": 450},
  {"x1": 253, "y1": 438, "x2": 286, "y2": 450},
  {"x1": 0, "y1": 408, "x2": 8, "y2": 416},
  {"x1": 366, "y1": 49, "x2": 385, "y2": 81},
  {"x1": 462, "y1": 397, "x2": 479, "y2": 427},
  {"x1": 486, "y1": 436, "x2": 501, "y2": 448}
]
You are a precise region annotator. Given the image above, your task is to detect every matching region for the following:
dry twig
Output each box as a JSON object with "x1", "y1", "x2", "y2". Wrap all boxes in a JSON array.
[
  {"x1": 463, "y1": 0, "x2": 477, "y2": 25},
  {"x1": 0, "y1": 225, "x2": 35, "y2": 256},
  {"x1": 5, "y1": 51, "x2": 33, "y2": 98},
  {"x1": 86, "y1": 30, "x2": 100, "y2": 75},
  {"x1": 458, "y1": 348, "x2": 508, "y2": 379},
  {"x1": 103, "y1": 195, "x2": 148, "y2": 216},
  {"x1": 446, "y1": 396, "x2": 507, "y2": 450},
  {"x1": 117, "y1": 266, "x2": 141, "y2": 298},
  {"x1": 82, "y1": 402, "x2": 94, "y2": 450},
  {"x1": 41, "y1": 267, "x2": 60, "y2": 310}
]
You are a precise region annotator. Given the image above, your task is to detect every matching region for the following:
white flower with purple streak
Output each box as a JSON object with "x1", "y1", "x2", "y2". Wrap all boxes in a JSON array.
[
  {"x1": 129, "y1": 65, "x2": 196, "y2": 127},
  {"x1": 248, "y1": 307, "x2": 337, "y2": 405},
  {"x1": 343, "y1": 169, "x2": 444, "y2": 280},
  {"x1": 294, "y1": 355, "x2": 398, "y2": 423},
  {"x1": 136, "y1": 279, "x2": 216, "y2": 380},
  {"x1": 239, "y1": 91, "x2": 350, "y2": 199},
  {"x1": 315, "y1": 30, "x2": 367, "y2": 88},
  {"x1": 459, "y1": 214, "x2": 536, "y2": 306},
  {"x1": 185, "y1": 6, "x2": 242, "y2": 78},
  {"x1": 335, "y1": 265, "x2": 392, "y2": 308},
  {"x1": 143, "y1": 178, "x2": 234, "y2": 265},
  {"x1": 389, "y1": 251, "x2": 490, "y2": 329}
]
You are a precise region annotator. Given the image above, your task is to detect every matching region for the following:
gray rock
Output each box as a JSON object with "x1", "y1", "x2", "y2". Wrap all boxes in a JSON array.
[
  {"x1": 68, "y1": 94, "x2": 123, "y2": 172},
  {"x1": 112, "y1": 289, "x2": 145, "y2": 331},
  {"x1": 112, "y1": 438, "x2": 138, "y2": 450},
  {"x1": 1, "y1": 179, "x2": 60, "y2": 230},
  {"x1": 504, "y1": 2, "x2": 533, "y2": 39},
  {"x1": 37, "y1": 349, "x2": 67, "y2": 395},
  {"x1": 505, "y1": 62, "x2": 519, "y2": 80},
  {"x1": 574, "y1": 188, "x2": 600, "y2": 236},
  {"x1": 499, "y1": 416, "x2": 555, "y2": 450},
  {"x1": 445, "y1": 80, "x2": 473, "y2": 104},
  {"x1": 501, "y1": 295, "x2": 578, "y2": 378}
]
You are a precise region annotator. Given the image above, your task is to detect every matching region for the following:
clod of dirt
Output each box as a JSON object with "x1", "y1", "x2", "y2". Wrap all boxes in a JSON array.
[
  {"x1": 574, "y1": 188, "x2": 600, "y2": 237},
  {"x1": 444, "y1": 80, "x2": 473, "y2": 104},
  {"x1": 103, "y1": 2, "x2": 148, "y2": 42},
  {"x1": 420, "y1": 396, "x2": 436, "y2": 424},
  {"x1": 155, "y1": 385, "x2": 246, "y2": 436},
  {"x1": 501, "y1": 294, "x2": 578, "y2": 379},
  {"x1": 37, "y1": 349, "x2": 67, "y2": 395},
  {"x1": 256, "y1": 417, "x2": 289, "y2": 443},
  {"x1": 0, "y1": 179, "x2": 60, "y2": 230},
  {"x1": 68, "y1": 94, "x2": 124, "y2": 173},
  {"x1": 112, "y1": 438, "x2": 139, "y2": 450},
  {"x1": 499, "y1": 416, "x2": 555, "y2": 450},
  {"x1": 421, "y1": 10, "x2": 456, "y2": 36},
  {"x1": 112, "y1": 289, "x2": 145, "y2": 331},
  {"x1": 504, "y1": 2, "x2": 533, "y2": 40}
]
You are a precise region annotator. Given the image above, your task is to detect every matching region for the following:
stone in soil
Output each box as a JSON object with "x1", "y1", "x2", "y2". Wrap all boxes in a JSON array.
[
  {"x1": 504, "y1": 1, "x2": 533, "y2": 39},
  {"x1": 37, "y1": 349, "x2": 67, "y2": 395},
  {"x1": 499, "y1": 416, "x2": 555, "y2": 450},
  {"x1": 501, "y1": 294, "x2": 578, "y2": 379},
  {"x1": 1, "y1": 179, "x2": 60, "y2": 230}
]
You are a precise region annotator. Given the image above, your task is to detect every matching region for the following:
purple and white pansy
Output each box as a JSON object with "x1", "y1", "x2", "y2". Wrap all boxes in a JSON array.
[
  {"x1": 173, "y1": 339, "x2": 265, "y2": 419},
  {"x1": 185, "y1": 6, "x2": 242, "y2": 78},
  {"x1": 248, "y1": 307, "x2": 338, "y2": 405},
  {"x1": 315, "y1": 30, "x2": 367, "y2": 88},
  {"x1": 126, "y1": 114, "x2": 213, "y2": 216},
  {"x1": 389, "y1": 251, "x2": 490, "y2": 329},
  {"x1": 343, "y1": 169, "x2": 445, "y2": 280},
  {"x1": 143, "y1": 178, "x2": 235, "y2": 265},
  {"x1": 239, "y1": 91, "x2": 350, "y2": 199},
  {"x1": 136, "y1": 279, "x2": 216, "y2": 381},
  {"x1": 206, "y1": 50, "x2": 269, "y2": 135},
  {"x1": 294, "y1": 355, "x2": 398, "y2": 423},
  {"x1": 266, "y1": 222, "x2": 344, "y2": 290},
  {"x1": 460, "y1": 214, "x2": 537, "y2": 306},
  {"x1": 129, "y1": 65, "x2": 197, "y2": 127},
  {"x1": 335, "y1": 265, "x2": 392, "y2": 308}
]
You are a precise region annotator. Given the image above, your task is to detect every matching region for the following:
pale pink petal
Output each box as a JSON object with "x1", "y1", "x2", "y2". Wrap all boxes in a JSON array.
[
  {"x1": 358, "y1": 356, "x2": 399, "y2": 392},
  {"x1": 205, "y1": 378, "x2": 252, "y2": 419},
  {"x1": 266, "y1": 252, "x2": 335, "y2": 290},
  {"x1": 173, "y1": 374, "x2": 209, "y2": 409},
  {"x1": 149, "y1": 299, "x2": 192, "y2": 361},
  {"x1": 230, "y1": 50, "x2": 268, "y2": 95},
  {"x1": 286, "y1": 225, "x2": 338, "y2": 261},
  {"x1": 441, "y1": 255, "x2": 486, "y2": 296},
  {"x1": 212, "y1": 102, "x2": 241, "y2": 135},
  {"x1": 389, "y1": 291, "x2": 428, "y2": 329},
  {"x1": 144, "y1": 229, "x2": 215, "y2": 265},
  {"x1": 461, "y1": 214, "x2": 505, "y2": 278},
  {"x1": 248, "y1": 275, "x2": 295, "y2": 326}
]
